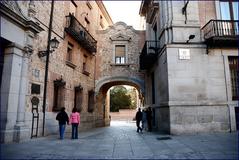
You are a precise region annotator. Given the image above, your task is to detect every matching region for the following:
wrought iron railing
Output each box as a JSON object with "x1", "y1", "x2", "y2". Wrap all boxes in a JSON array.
[
  {"x1": 202, "y1": 20, "x2": 239, "y2": 39},
  {"x1": 140, "y1": 41, "x2": 160, "y2": 70},
  {"x1": 65, "y1": 14, "x2": 97, "y2": 53},
  {"x1": 141, "y1": 40, "x2": 161, "y2": 56}
]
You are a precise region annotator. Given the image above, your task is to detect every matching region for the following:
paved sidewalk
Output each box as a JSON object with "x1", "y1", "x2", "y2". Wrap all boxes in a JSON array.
[{"x1": 1, "y1": 121, "x2": 238, "y2": 159}]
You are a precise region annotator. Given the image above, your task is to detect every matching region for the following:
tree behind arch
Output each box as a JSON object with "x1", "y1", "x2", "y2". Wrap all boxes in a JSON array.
[{"x1": 110, "y1": 86, "x2": 132, "y2": 112}]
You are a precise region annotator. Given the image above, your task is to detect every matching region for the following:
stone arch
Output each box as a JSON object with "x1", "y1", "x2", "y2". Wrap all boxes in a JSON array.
[
  {"x1": 95, "y1": 76, "x2": 145, "y2": 126},
  {"x1": 95, "y1": 76, "x2": 145, "y2": 96}
]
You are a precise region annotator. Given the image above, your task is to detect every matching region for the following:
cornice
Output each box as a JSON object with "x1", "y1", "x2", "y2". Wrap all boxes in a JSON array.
[{"x1": 0, "y1": 2, "x2": 43, "y2": 34}]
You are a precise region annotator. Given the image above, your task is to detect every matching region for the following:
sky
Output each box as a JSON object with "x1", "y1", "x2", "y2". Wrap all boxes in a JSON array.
[{"x1": 103, "y1": 1, "x2": 145, "y2": 30}]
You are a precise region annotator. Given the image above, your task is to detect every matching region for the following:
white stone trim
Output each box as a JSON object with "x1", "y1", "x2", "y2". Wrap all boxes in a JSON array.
[{"x1": 215, "y1": 1, "x2": 221, "y2": 20}]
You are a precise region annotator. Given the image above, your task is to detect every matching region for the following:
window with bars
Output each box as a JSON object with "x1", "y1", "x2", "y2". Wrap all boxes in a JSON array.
[
  {"x1": 115, "y1": 45, "x2": 126, "y2": 64},
  {"x1": 228, "y1": 56, "x2": 238, "y2": 100}
]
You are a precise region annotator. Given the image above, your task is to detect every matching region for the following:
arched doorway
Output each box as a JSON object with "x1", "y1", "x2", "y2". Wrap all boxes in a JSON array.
[{"x1": 95, "y1": 77, "x2": 144, "y2": 126}]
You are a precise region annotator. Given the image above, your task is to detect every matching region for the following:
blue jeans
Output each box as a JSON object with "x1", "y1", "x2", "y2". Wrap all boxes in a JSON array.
[
  {"x1": 59, "y1": 124, "x2": 66, "y2": 139},
  {"x1": 71, "y1": 123, "x2": 78, "y2": 139}
]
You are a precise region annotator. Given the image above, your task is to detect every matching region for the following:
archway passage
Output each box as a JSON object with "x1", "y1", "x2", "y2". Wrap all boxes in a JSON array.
[
  {"x1": 95, "y1": 79, "x2": 144, "y2": 127},
  {"x1": 109, "y1": 85, "x2": 138, "y2": 121}
]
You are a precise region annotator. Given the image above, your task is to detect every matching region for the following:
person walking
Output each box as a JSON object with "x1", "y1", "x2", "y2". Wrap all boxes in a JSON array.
[
  {"x1": 56, "y1": 107, "x2": 69, "y2": 140},
  {"x1": 135, "y1": 108, "x2": 143, "y2": 133},
  {"x1": 147, "y1": 107, "x2": 152, "y2": 132},
  {"x1": 69, "y1": 107, "x2": 80, "y2": 139}
]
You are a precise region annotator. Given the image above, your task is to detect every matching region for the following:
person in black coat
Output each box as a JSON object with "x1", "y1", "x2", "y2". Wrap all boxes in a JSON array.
[
  {"x1": 135, "y1": 108, "x2": 143, "y2": 133},
  {"x1": 56, "y1": 107, "x2": 69, "y2": 139}
]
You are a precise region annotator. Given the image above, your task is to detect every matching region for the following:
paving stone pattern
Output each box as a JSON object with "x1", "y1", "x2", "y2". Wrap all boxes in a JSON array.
[{"x1": 1, "y1": 121, "x2": 238, "y2": 159}]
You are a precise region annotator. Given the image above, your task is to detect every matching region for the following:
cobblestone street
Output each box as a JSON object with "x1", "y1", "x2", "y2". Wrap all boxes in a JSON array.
[{"x1": 1, "y1": 121, "x2": 238, "y2": 159}]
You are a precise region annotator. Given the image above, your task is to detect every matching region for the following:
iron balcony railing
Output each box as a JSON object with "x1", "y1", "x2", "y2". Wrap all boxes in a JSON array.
[
  {"x1": 140, "y1": 40, "x2": 161, "y2": 70},
  {"x1": 65, "y1": 14, "x2": 97, "y2": 53},
  {"x1": 201, "y1": 20, "x2": 239, "y2": 46}
]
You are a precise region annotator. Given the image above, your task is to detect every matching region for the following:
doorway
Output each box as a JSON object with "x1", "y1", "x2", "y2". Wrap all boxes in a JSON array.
[{"x1": 235, "y1": 107, "x2": 239, "y2": 130}]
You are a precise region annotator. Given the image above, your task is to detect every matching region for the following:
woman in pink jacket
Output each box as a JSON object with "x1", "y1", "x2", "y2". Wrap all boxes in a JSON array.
[{"x1": 69, "y1": 107, "x2": 80, "y2": 139}]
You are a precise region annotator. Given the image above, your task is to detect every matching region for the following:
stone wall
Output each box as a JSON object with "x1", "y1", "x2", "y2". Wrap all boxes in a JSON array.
[
  {"x1": 170, "y1": 105, "x2": 230, "y2": 134},
  {"x1": 141, "y1": 0, "x2": 238, "y2": 134},
  {"x1": 198, "y1": 1, "x2": 216, "y2": 28},
  {"x1": 96, "y1": 22, "x2": 145, "y2": 80},
  {"x1": 0, "y1": 1, "x2": 44, "y2": 143}
]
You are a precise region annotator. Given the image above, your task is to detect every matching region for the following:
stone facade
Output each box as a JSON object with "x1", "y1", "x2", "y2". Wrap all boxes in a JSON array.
[
  {"x1": 96, "y1": 22, "x2": 145, "y2": 124},
  {"x1": 0, "y1": 1, "x2": 44, "y2": 143},
  {"x1": 0, "y1": 1, "x2": 113, "y2": 143},
  {"x1": 140, "y1": 1, "x2": 238, "y2": 134},
  {"x1": 1, "y1": 0, "x2": 237, "y2": 143},
  {"x1": 29, "y1": 0, "x2": 114, "y2": 136},
  {"x1": 95, "y1": 22, "x2": 145, "y2": 125}
]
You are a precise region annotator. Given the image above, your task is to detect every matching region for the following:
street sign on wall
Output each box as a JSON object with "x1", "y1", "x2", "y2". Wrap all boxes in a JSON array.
[{"x1": 179, "y1": 49, "x2": 190, "y2": 60}]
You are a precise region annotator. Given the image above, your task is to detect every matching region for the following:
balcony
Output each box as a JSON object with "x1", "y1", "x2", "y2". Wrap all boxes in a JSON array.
[
  {"x1": 146, "y1": 2, "x2": 159, "y2": 24},
  {"x1": 202, "y1": 20, "x2": 239, "y2": 47},
  {"x1": 140, "y1": 41, "x2": 160, "y2": 70},
  {"x1": 65, "y1": 14, "x2": 97, "y2": 53}
]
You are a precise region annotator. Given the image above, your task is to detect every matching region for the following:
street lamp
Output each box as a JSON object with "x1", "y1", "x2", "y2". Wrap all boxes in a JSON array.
[
  {"x1": 40, "y1": 0, "x2": 58, "y2": 136},
  {"x1": 38, "y1": 37, "x2": 59, "y2": 57}
]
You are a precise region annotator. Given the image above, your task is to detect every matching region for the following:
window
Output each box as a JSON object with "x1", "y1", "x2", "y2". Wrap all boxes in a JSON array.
[
  {"x1": 67, "y1": 42, "x2": 73, "y2": 62},
  {"x1": 228, "y1": 56, "x2": 238, "y2": 100},
  {"x1": 88, "y1": 90, "x2": 95, "y2": 112},
  {"x1": 82, "y1": 55, "x2": 90, "y2": 76},
  {"x1": 84, "y1": 17, "x2": 90, "y2": 31},
  {"x1": 100, "y1": 15, "x2": 104, "y2": 29},
  {"x1": 83, "y1": 55, "x2": 87, "y2": 71},
  {"x1": 70, "y1": 0, "x2": 77, "y2": 16},
  {"x1": 74, "y1": 86, "x2": 83, "y2": 112},
  {"x1": 53, "y1": 79, "x2": 66, "y2": 111},
  {"x1": 153, "y1": 24, "x2": 157, "y2": 41},
  {"x1": 115, "y1": 45, "x2": 126, "y2": 64},
  {"x1": 220, "y1": 1, "x2": 238, "y2": 20},
  {"x1": 219, "y1": 1, "x2": 238, "y2": 35}
]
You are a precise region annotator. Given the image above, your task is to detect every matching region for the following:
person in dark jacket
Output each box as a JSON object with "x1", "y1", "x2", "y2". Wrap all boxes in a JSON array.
[
  {"x1": 135, "y1": 108, "x2": 143, "y2": 133},
  {"x1": 56, "y1": 107, "x2": 69, "y2": 139}
]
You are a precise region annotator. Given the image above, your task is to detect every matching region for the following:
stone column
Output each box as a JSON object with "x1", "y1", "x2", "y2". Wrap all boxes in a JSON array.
[
  {"x1": 13, "y1": 46, "x2": 31, "y2": 142},
  {"x1": 0, "y1": 43, "x2": 30, "y2": 142}
]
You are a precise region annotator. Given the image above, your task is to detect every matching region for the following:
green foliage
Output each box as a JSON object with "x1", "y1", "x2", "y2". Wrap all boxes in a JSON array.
[{"x1": 110, "y1": 86, "x2": 132, "y2": 112}]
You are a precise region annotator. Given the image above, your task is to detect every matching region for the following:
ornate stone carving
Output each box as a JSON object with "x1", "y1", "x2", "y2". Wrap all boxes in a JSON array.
[
  {"x1": 110, "y1": 33, "x2": 131, "y2": 41},
  {"x1": 0, "y1": 1, "x2": 28, "y2": 20},
  {"x1": 28, "y1": 1, "x2": 36, "y2": 21}
]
